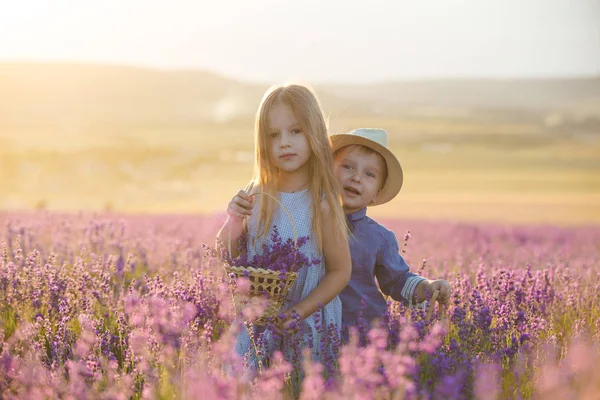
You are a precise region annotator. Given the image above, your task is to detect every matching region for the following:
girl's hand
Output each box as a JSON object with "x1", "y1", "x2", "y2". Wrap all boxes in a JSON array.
[
  {"x1": 227, "y1": 190, "x2": 253, "y2": 220},
  {"x1": 270, "y1": 311, "x2": 301, "y2": 337}
]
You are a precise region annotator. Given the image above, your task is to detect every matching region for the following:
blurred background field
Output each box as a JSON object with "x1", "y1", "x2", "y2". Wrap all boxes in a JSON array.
[
  {"x1": 2, "y1": 3, "x2": 600, "y2": 399},
  {"x1": 1, "y1": 63, "x2": 599, "y2": 225}
]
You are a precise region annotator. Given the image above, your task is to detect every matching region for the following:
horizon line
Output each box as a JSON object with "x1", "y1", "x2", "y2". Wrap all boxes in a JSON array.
[{"x1": 1, "y1": 58, "x2": 599, "y2": 86}]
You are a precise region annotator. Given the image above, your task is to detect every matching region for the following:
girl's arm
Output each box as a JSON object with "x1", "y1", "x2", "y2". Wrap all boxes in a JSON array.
[
  {"x1": 286, "y1": 199, "x2": 351, "y2": 321},
  {"x1": 216, "y1": 190, "x2": 252, "y2": 258}
]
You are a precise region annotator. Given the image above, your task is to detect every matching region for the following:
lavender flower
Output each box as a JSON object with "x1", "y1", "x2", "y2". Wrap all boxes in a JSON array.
[{"x1": 0, "y1": 212, "x2": 598, "y2": 399}]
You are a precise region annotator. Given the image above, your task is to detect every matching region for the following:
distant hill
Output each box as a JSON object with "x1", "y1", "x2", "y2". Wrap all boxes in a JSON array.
[
  {"x1": 323, "y1": 78, "x2": 600, "y2": 112},
  {"x1": 0, "y1": 63, "x2": 264, "y2": 126},
  {"x1": 1, "y1": 62, "x2": 598, "y2": 127}
]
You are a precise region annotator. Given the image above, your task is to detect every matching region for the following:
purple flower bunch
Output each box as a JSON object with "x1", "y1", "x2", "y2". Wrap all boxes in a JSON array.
[{"x1": 221, "y1": 225, "x2": 320, "y2": 274}]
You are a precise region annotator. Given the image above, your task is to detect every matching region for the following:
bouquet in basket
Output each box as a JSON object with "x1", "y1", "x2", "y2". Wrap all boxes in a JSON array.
[{"x1": 219, "y1": 226, "x2": 320, "y2": 325}]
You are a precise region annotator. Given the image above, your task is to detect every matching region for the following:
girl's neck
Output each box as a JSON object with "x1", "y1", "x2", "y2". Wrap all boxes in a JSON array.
[{"x1": 277, "y1": 170, "x2": 310, "y2": 193}]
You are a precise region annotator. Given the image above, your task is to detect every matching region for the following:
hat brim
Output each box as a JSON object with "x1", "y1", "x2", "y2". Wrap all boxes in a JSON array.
[{"x1": 330, "y1": 134, "x2": 403, "y2": 206}]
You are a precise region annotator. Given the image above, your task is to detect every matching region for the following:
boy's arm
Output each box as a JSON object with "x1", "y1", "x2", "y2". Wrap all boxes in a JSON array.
[{"x1": 375, "y1": 229, "x2": 426, "y2": 306}]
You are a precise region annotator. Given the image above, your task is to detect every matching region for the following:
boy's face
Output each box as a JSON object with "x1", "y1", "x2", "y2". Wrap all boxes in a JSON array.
[{"x1": 334, "y1": 145, "x2": 386, "y2": 214}]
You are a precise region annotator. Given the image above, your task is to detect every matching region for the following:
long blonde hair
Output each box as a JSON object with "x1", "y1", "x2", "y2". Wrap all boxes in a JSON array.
[{"x1": 250, "y1": 83, "x2": 348, "y2": 251}]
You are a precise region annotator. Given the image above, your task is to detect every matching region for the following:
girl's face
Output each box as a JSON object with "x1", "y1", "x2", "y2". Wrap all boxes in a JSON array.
[{"x1": 267, "y1": 102, "x2": 311, "y2": 175}]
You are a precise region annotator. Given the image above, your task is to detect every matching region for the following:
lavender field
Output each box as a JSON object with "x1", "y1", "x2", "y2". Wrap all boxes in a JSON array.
[{"x1": 0, "y1": 211, "x2": 599, "y2": 399}]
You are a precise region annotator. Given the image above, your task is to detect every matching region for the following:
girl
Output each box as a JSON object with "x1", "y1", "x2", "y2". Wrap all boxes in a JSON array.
[{"x1": 217, "y1": 83, "x2": 351, "y2": 375}]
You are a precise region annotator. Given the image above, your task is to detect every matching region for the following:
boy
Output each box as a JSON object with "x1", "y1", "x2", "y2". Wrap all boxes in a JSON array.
[{"x1": 330, "y1": 128, "x2": 451, "y2": 340}]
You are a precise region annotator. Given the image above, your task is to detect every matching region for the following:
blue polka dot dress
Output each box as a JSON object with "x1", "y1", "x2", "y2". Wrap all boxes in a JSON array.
[{"x1": 234, "y1": 188, "x2": 342, "y2": 371}]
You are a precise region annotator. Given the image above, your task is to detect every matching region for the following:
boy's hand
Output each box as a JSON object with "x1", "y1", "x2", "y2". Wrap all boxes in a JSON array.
[
  {"x1": 430, "y1": 279, "x2": 451, "y2": 304},
  {"x1": 227, "y1": 190, "x2": 253, "y2": 220},
  {"x1": 414, "y1": 279, "x2": 452, "y2": 304}
]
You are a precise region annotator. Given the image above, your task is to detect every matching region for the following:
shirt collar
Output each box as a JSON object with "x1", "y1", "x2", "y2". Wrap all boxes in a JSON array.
[{"x1": 347, "y1": 207, "x2": 367, "y2": 223}]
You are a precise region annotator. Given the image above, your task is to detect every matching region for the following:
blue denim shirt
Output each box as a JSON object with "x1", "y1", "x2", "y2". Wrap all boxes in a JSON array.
[{"x1": 340, "y1": 207, "x2": 425, "y2": 330}]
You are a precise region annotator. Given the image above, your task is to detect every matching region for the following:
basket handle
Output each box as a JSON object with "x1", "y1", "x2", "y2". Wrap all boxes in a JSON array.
[{"x1": 227, "y1": 191, "x2": 298, "y2": 260}]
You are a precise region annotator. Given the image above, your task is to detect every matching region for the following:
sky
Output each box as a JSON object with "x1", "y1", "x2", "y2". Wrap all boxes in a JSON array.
[{"x1": 1, "y1": 0, "x2": 599, "y2": 83}]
